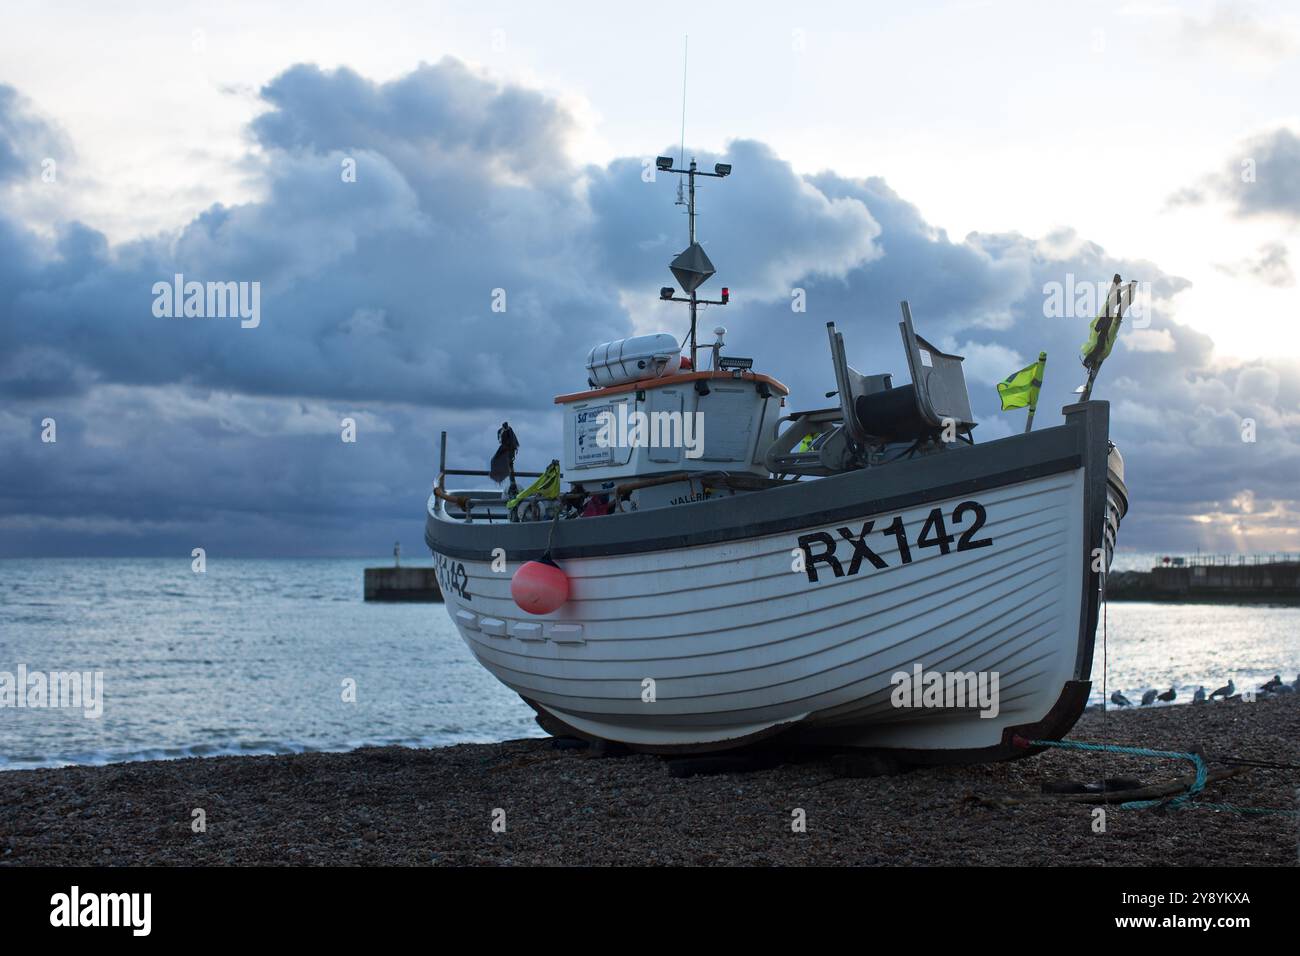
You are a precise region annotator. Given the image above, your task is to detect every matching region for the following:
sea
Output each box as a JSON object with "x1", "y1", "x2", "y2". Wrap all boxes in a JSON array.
[{"x1": 1, "y1": 555, "x2": 1297, "y2": 771}]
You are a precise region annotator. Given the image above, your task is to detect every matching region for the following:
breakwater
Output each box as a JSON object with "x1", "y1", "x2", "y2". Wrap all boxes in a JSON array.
[
  {"x1": 363, "y1": 566, "x2": 443, "y2": 602},
  {"x1": 1108, "y1": 558, "x2": 1300, "y2": 604}
]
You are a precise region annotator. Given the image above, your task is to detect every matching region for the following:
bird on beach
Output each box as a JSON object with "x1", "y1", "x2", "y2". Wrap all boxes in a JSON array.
[
  {"x1": 1193, "y1": 686, "x2": 1206, "y2": 704},
  {"x1": 1141, "y1": 689, "x2": 1159, "y2": 706},
  {"x1": 1209, "y1": 679, "x2": 1235, "y2": 700},
  {"x1": 1110, "y1": 690, "x2": 1132, "y2": 707},
  {"x1": 1261, "y1": 675, "x2": 1283, "y2": 693},
  {"x1": 1157, "y1": 686, "x2": 1176, "y2": 702}
]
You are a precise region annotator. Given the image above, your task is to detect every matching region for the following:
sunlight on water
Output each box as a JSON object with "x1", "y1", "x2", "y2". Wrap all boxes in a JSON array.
[
  {"x1": 0, "y1": 558, "x2": 543, "y2": 770},
  {"x1": 1088, "y1": 601, "x2": 1299, "y2": 706},
  {"x1": 1097, "y1": 551, "x2": 1300, "y2": 704}
]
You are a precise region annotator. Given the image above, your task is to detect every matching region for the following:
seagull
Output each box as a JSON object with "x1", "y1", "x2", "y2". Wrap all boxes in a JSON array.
[
  {"x1": 1141, "y1": 689, "x2": 1159, "y2": 706},
  {"x1": 1110, "y1": 690, "x2": 1132, "y2": 707},
  {"x1": 1210, "y1": 679, "x2": 1235, "y2": 700},
  {"x1": 1261, "y1": 675, "x2": 1283, "y2": 692},
  {"x1": 1157, "y1": 686, "x2": 1176, "y2": 702},
  {"x1": 1193, "y1": 686, "x2": 1206, "y2": 704}
]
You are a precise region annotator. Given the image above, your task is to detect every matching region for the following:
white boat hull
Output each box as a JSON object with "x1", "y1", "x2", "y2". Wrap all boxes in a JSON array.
[{"x1": 429, "y1": 402, "x2": 1123, "y2": 761}]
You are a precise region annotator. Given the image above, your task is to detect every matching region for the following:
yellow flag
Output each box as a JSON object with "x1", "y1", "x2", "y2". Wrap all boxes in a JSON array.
[
  {"x1": 1081, "y1": 275, "x2": 1135, "y2": 371},
  {"x1": 507, "y1": 459, "x2": 561, "y2": 510},
  {"x1": 997, "y1": 352, "x2": 1046, "y2": 412}
]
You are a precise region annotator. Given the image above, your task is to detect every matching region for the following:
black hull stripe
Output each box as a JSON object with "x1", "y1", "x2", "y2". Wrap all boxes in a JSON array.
[{"x1": 427, "y1": 454, "x2": 1081, "y2": 562}]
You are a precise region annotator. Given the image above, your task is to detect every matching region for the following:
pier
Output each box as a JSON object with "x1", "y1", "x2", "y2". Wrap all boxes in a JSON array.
[
  {"x1": 363, "y1": 567, "x2": 442, "y2": 602},
  {"x1": 1108, "y1": 555, "x2": 1300, "y2": 604},
  {"x1": 363, "y1": 543, "x2": 443, "y2": 602}
]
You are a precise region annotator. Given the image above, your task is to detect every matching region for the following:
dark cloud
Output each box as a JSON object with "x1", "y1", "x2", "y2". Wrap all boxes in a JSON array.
[
  {"x1": 1227, "y1": 127, "x2": 1300, "y2": 217},
  {"x1": 252, "y1": 60, "x2": 575, "y2": 188},
  {"x1": 586, "y1": 140, "x2": 882, "y2": 302},
  {"x1": 1, "y1": 64, "x2": 1298, "y2": 557},
  {"x1": 0, "y1": 63, "x2": 623, "y2": 410},
  {"x1": 1174, "y1": 126, "x2": 1300, "y2": 219},
  {"x1": 0, "y1": 85, "x2": 69, "y2": 184}
]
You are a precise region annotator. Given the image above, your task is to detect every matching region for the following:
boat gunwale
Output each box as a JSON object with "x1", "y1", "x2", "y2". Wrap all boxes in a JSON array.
[{"x1": 425, "y1": 403, "x2": 1106, "y2": 564}]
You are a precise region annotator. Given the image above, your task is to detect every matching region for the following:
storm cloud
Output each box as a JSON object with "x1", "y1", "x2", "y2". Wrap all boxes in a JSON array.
[
  {"x1": 1, "y1": 60, "x2": 1297, "y2": 556},
  {"x1": 1174, "y1": 126, "x2": 1300, "y2": 220}
]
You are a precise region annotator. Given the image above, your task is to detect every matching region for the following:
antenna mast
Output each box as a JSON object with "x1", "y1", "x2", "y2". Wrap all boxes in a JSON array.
[
  {"x1": 653, "y1": 154, "x2": 733, "y2": 368},
  {"x1": 653, "y1": 34, "x2": 732, "y2": 368},
  {"x1": 676, "y1": 35, "x2": 688, "y2": 207}
]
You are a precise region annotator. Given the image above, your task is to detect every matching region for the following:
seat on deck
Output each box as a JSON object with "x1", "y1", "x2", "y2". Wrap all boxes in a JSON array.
[
  {"x1": 896, "y1": 302, "x2": 974, "y2": 432},
  {"x1": 763, "y1": 304, "x2": 977, "y2": 474}
]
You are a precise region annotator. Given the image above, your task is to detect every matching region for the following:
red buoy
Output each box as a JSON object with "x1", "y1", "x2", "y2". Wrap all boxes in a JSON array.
[{"x1": 511, "y1": 555, "x2": 569, "y2": 615}]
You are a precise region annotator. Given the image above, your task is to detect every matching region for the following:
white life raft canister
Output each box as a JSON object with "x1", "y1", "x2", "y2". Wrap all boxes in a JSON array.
[{"x1": 586, "y1": 333, "x2": 681, "y2": 388}]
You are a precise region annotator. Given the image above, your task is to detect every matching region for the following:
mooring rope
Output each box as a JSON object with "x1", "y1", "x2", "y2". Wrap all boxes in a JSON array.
[
  {"x1": 1013, "y1": 736, "x2": 1300, "y2": 816},
  {"x1": 544, "y1": 502, "x2": 563, "y2": 554}
]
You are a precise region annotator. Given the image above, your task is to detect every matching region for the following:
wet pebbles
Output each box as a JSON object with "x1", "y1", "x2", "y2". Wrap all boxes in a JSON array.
[{"x1": 1, "y1": 694, "x2": 1295, "y2": 866}]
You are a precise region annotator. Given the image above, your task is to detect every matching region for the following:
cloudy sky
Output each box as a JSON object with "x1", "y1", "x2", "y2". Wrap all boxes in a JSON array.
[{"x1": 1, "y1": 0, "x2": 1298, "y2": 557}]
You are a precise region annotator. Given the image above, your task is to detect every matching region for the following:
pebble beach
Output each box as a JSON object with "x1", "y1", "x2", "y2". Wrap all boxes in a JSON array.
[{"x1": 1, "y1": 694, "x2": 1296, "y2": 866}]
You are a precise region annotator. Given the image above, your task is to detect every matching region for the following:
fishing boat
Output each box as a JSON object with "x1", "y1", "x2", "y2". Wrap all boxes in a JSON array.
[{"x1": 426, "y1": 154, "x2": 1130, "y2": 763}]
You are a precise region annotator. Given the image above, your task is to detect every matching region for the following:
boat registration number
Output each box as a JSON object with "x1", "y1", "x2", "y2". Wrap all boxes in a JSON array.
[
  {"x1": 435, "y1": 552, "x2": 472, "y2": 601},
  {"x1": 796, "y1": 500, "x2": 992, "y2": 583}
]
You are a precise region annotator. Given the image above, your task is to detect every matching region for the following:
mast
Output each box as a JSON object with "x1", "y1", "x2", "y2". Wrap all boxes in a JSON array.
[
  {"x1": 688, "y1": 158, "x2": 698, "y2": 365},
  {"x1": 676, "y1": 34, "x2": 688, "y2": 208},
  {"x1": 656, "y1": 154, "x2": 732, "y2": 367}
]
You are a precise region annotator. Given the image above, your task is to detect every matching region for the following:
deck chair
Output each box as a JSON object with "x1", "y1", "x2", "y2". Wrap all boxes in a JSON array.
[{"x1": 897, "y1": 301, "x2": 974, "y2": 434}]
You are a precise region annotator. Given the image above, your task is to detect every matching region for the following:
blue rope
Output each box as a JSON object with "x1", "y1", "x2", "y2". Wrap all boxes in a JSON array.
[
  {"x1": 1022, "y1": 737, "x2": 1300, "y2": 815},
  {"x1": 1024, "y1": 737, "x2": 1207, "y2": 809}
]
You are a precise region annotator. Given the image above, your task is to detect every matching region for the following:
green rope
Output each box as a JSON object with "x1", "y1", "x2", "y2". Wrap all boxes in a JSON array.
[{"x1": 1020, "y1": 737, "x2": 1299, "y2": 816}]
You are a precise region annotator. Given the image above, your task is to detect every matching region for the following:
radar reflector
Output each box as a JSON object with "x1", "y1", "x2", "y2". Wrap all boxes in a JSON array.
[{"x1": 669, "y1": 242, "x2": 715, "y2": 294}]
